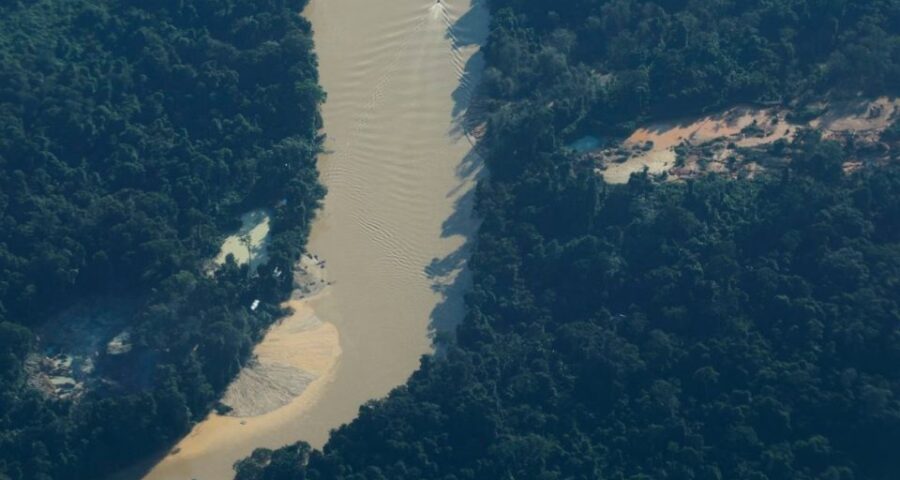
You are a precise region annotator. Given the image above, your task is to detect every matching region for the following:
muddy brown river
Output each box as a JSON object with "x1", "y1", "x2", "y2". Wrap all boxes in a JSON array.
[{"x1": 133, "y1": 0, "x2": 488, "y2": 478}]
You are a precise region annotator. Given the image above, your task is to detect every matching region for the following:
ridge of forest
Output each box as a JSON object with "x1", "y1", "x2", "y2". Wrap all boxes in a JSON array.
[
  {"x1": 0, "y1": 0, "x2": 324, "y2": 478},
  {"x1": 236, "y1": 1, "x2": 900, "y2": 479}
]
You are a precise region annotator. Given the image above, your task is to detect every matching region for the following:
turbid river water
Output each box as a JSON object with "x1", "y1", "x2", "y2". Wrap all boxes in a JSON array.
[{"x1": 133, "y1": 0, "x2": 488, "y2": 478}]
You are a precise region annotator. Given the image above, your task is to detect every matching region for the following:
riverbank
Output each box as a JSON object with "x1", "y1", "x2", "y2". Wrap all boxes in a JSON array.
[
  {"x1": 134, "y1": 0, "x2": 488, "y2": 478},
  {"x1": 221, "y1": 254, "x2": 334, "y2": 418}
]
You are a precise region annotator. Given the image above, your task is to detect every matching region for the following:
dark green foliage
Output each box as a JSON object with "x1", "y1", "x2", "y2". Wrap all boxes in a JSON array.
[
  {"x1": 481, "y1": 0, "x2": 900, "y2": 135},
  {"x1": 238, "y1": 1, "x2": 900, "y2": 479},
  {"x1": 0, "y1": 0, "x2": 324, "y2": 478},
  {"x1": 234, "y1": 443, "x2": 313, "y2": 480},
  {"x1": 884, "y1": 119, "x2": 900, "y2": 142}
]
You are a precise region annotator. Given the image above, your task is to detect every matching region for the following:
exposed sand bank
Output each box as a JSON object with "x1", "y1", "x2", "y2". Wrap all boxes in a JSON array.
[
  {"x1": 221, "y1": 363, "x2": 318, "y2": 418},
  {"x1": 135, "y1": 300, "x2": 340, "y2": 477},
  {"x1": 221, "y1": 254, "x2": 331, "y2": 418},
  {"x1": 129, "y1": 253, "x2": 338, "y2": 479},
  {"x1": 220, "y1": 300, "x2": 340, "y2": 421}
]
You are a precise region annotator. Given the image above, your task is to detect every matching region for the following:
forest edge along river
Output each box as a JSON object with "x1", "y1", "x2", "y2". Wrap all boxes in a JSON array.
[{"x1": 120, "y1": 0, "x2": 489, "y2": 478}]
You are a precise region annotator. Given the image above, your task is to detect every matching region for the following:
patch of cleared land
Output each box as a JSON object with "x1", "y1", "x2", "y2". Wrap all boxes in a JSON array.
[
  {"x1": 211, "y1": 210, "x2": 271, "y2": 271},
  {"x1": 581, "y1": 97, "x2": 899, "y2": 183},
  {"x1": 29, "y1": 210, "x2": 279, "y2": 403},
  {"x1": 25, "y1": 301, "x2": 136, "y2": 401}
]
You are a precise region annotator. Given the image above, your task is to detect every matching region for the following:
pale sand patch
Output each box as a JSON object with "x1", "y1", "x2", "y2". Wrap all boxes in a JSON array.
[
  {"x1": 221, "y1": 363, "x2": 318, "y2": 418},
  {"x1": 626, "y1": 107, "x2": 778, "y2": 149},
  {"x1": 255, "y1": 300, "x2": 338, "y2": 376},
  {"x1": 212, "y1": 210, "x2": 271, "y2": 270},
  {"x1": 597, "y1": 106, "x2": 788, "y2": 183},
  {"x1": 601, "y1": 149, "x2": 676, "y2": 184}
]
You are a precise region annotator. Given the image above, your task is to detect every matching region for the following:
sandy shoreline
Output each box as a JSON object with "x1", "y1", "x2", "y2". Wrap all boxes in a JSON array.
[
  {"x1": 155, "y1": 300, "x2": 341, "y2": 463},
  {"x1": 221, "y1": 254, "x2": 336, "y2": 418},
  {"x1": 111, "y1": 295, "x2": 340, "y2": 480}
]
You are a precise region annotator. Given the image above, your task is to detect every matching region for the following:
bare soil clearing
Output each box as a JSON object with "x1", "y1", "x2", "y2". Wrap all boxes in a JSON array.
[{"x1": 587, "y1": 97, "x2": 899, "y2": 183}]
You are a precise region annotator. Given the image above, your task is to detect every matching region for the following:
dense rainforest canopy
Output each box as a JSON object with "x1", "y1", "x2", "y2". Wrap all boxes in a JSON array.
[
  {"x1": 0, "y1": 0, "x2": 324, "y2": 478},
  {"x1": 237, "y1": 0, "x2": 900, "y2": 479}
]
